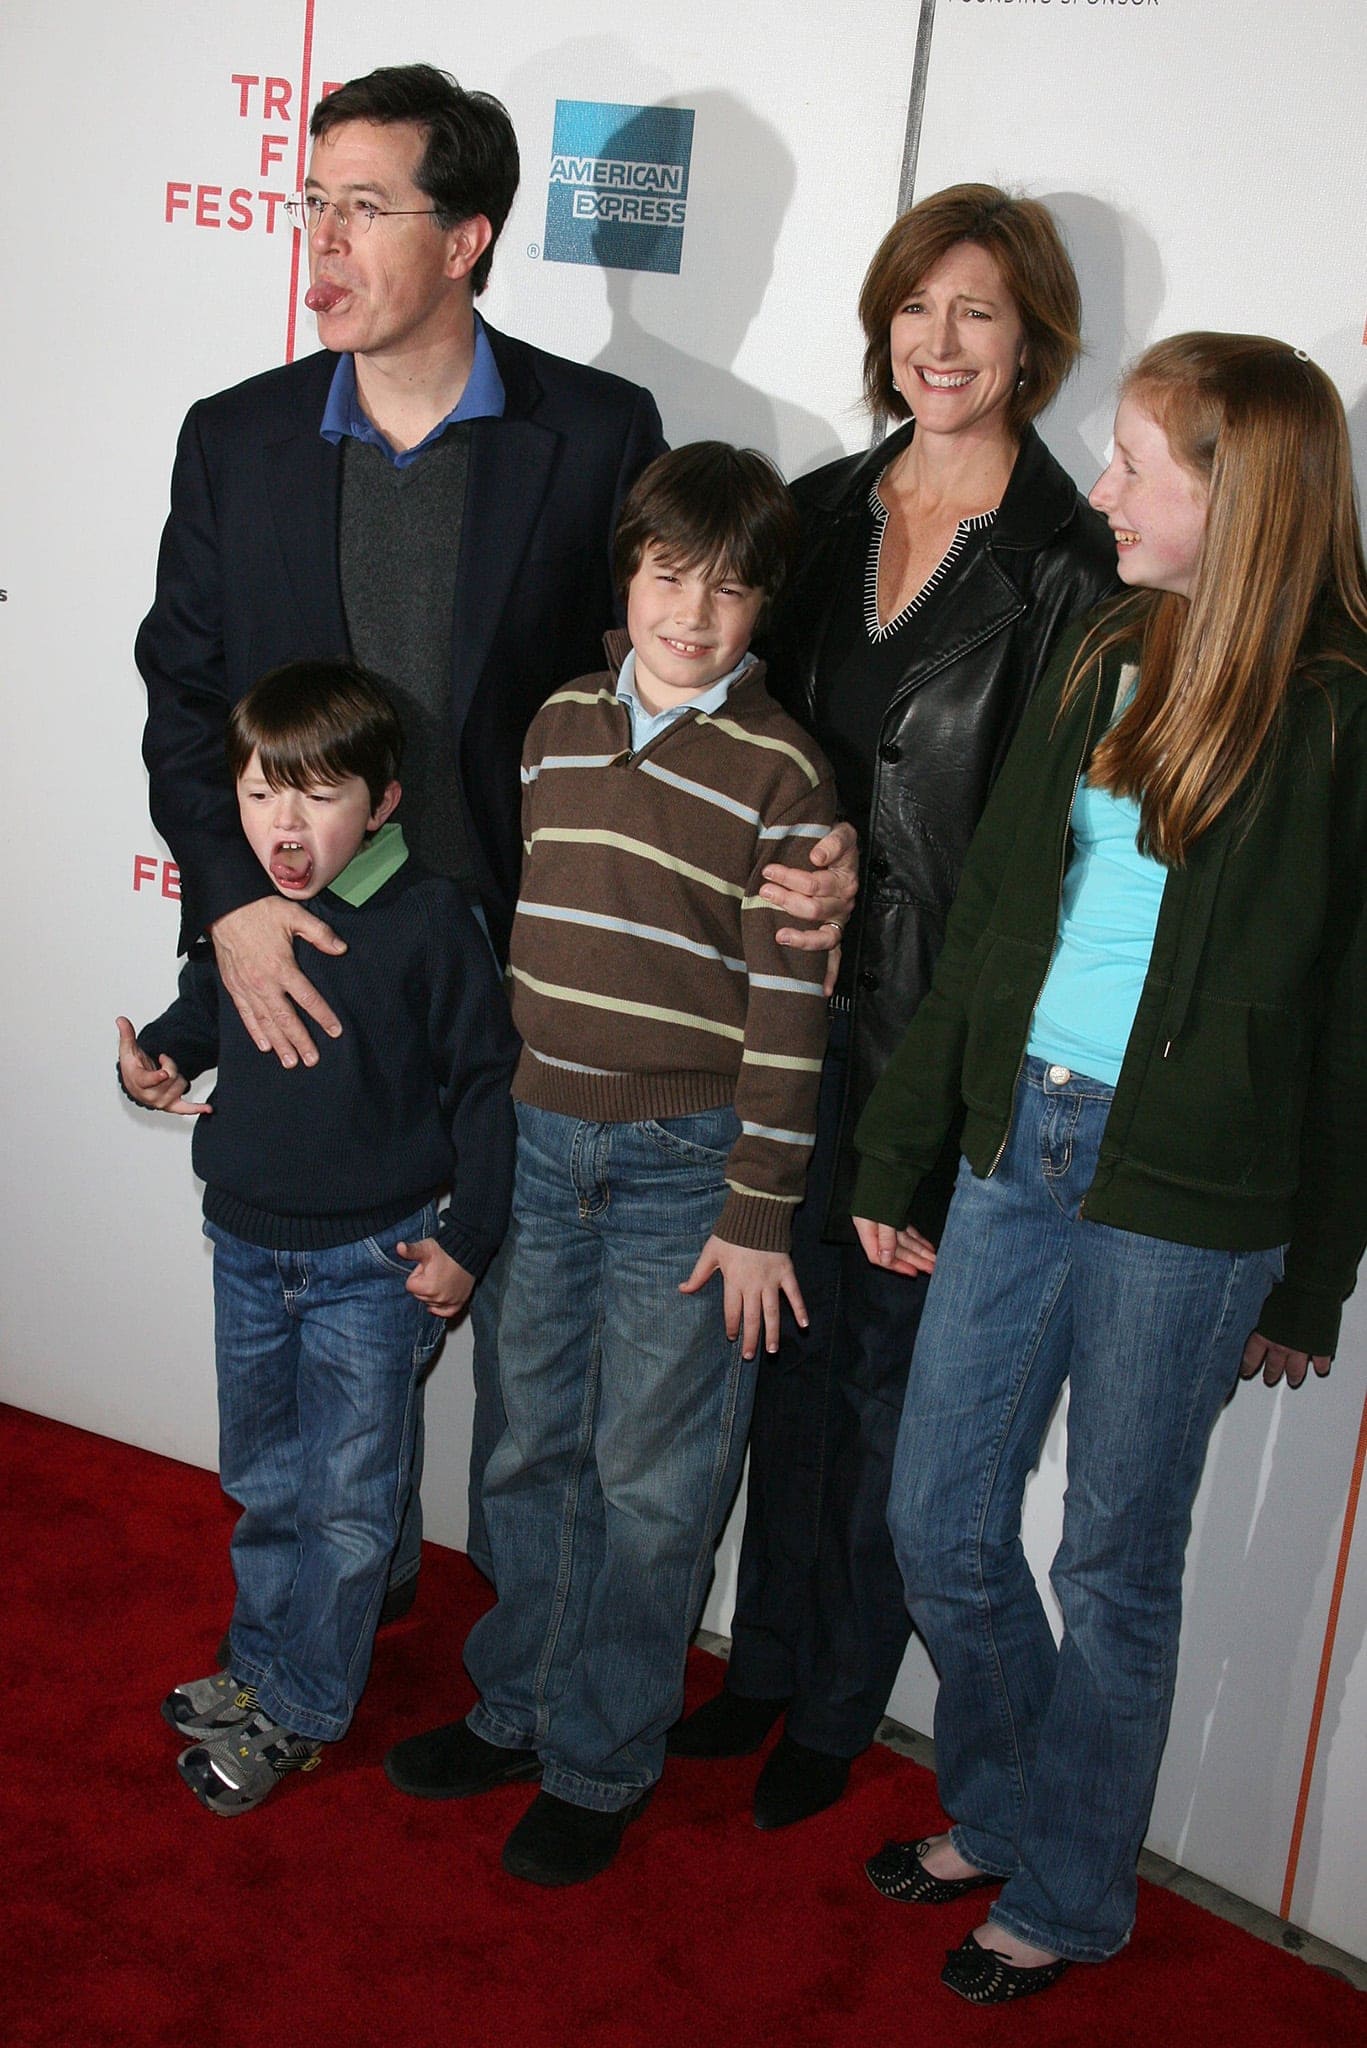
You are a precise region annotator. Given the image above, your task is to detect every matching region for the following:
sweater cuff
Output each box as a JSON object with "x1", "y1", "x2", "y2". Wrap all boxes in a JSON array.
[
  {"x1": 1252, "y1": 1276, "x2": 1343, "y2": 1362},
  {"x1": 713, "y1": 1188, "x2": 797, "y2": 1254},
  {"x1": 116, "y1": 1055, "x2": 162, "y2": 1112},
  {"x1": 436, "y1": 1215, "x2": 504, "y2": 1283},
  {"x1": 115, "y1": 1064, "x2": 152, "y2": 1114}
]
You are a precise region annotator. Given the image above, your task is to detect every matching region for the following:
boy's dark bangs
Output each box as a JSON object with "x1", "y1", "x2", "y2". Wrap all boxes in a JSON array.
[
  {"x1": 649, "y1": 533, "x2": 761, "y2": 590},
  {"x1": 226, "y1": 662, "x2": 404, "y2": 807},
  {"x1": 248, "y1": 734, "x2": 356, "y2": 792}
]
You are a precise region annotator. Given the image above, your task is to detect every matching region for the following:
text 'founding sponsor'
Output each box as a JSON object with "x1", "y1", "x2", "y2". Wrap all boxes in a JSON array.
[{"x1": 544, "y1": 102, "x2": 694, "y2": 273}]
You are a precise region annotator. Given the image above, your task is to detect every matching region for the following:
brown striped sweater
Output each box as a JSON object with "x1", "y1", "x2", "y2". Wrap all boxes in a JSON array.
[{"x1": 509, "y1": 633, "x2": 838, "y2": 1251}]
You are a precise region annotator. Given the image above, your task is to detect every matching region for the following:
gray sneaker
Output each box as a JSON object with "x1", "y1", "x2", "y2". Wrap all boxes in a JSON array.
[
  {"x1": 177, "y1": 1712, "x2": 323, "y2": 1815},
  {"x1": 162, "y1": 1670, "x2": 259, "y2": 1740}
]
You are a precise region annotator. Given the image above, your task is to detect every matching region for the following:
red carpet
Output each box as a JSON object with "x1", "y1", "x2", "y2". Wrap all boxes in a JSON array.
[{"x1": 2, "y1": 1402, "x2": 1358, "y2": 2047}]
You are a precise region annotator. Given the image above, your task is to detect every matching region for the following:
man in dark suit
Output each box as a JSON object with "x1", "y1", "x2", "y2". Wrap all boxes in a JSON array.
[{"x1": 137, "y1": 64, "x2": 666, "y2": 1594}]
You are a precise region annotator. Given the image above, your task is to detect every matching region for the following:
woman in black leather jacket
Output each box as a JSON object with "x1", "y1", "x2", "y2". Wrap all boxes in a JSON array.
[{"x1": 670, "y1": 186, "x2": 1119, "y2": 1825}]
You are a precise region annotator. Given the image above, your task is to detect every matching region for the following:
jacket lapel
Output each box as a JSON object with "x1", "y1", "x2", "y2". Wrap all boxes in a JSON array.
[
  {"x1": 789, "y1": 425, "x2": 914, "y2": 717},
  {"x1": 263, "y1": 400, "x2": 348, "y2": 652},
  {"x1": 257, "y1": 331, "x2": 565, "y2": 711},
  {"x1": 449, "y1": 410, "x2": 559, "y2": 727},
  {"x1": 878, "y1": 423, "x2": 1067, "y2": 710},
  {"x1": 883, "y1": 547, "x2": 1025, "y2": 710}
]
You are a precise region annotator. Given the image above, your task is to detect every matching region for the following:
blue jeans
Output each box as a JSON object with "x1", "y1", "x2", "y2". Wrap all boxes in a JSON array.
[
  {"x1": 464, "y1": 1101, "x2": 757, "y2": 1810},
  {"x1": 463, "y1": 1231, "x2": 512, "y2": 1583},
  {"x1": 211, "y1": 1204, "x2": 445, "y2": 1742},
  {"x1": 889, "y1": 1060, "x2": 1281, "y2": 1960},
  {"x1": 388, "y1": 1408, "x2": 425, "y2": 1590}
]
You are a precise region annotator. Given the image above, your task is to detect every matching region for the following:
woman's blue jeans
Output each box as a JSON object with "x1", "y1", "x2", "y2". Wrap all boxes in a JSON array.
[
  {"x1": 465, "y1": 1101, "x2": 757, "y2": 1811},
  {"x1": 210, "y1": 1204, "x2": 443, "y2": 1742},
  {"x1": 889, "y1": 1060, "x2": 1281, "y2": 1960}
]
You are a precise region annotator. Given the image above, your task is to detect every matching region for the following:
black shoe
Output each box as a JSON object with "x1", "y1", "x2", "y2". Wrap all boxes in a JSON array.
[
  {"x1": 941, "y1": 1933, "x2": 1071, "y2": 2004},
  {"x1": 752, "y1": 1732, "x2": 850, "y2": 1829},
  {"x1": 502, "y1": 1788, "x2": 653, "y2": 1887},
  {"x1": 667, "y1": 1688, "x2": 790, "y2": 1759},
  {"x1": 216, "y1": 1574, "x2": 420, "y2": 1668},
  {"x1": 377, "y1": 1575, "x2": 419, "y2": 1626},
  {"x1": 865, "y1": 1836, "x2": 1000, "y2": 1904},
  {"x1": 383, "y1": 1719, "x2": 541, "y2": 1800}
]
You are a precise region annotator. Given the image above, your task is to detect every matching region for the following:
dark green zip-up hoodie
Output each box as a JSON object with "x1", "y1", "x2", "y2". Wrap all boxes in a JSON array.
[{"x1": 851, "y1": 607, "x2": 1367, "y2": 1357}]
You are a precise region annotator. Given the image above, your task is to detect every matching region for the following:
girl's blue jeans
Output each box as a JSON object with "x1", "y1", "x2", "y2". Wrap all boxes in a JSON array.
[{"x1": 889, "y1": 1059, "x2": 1281, "y2": 1959}]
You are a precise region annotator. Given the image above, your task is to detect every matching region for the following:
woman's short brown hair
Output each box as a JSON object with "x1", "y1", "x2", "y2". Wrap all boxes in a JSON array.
[{"x1": 859, "y1": 183, "x2": 1083, "y2": 436}]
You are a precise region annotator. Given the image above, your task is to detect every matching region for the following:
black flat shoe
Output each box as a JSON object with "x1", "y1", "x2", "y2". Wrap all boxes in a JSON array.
[
  {"x1": 865, "y1": 1837, "x2": 999, "y2": 1904},
  {"x1": 502, "y1": 1787, "x2": 652, "y2": 1886},
  {"x1": 941, "y1": 1933, "x2": 1072, "y2": 2004},
  {"x1": 667, "y1": 1688, "x2": 790, "y2": 1758},
  {"x1": 383, "y1": 1719, "x2": 541, "y2": 1799},
  {"x1": 377, "y1": 1575, "x2": 420, "y2": 1626},
  {"x1": 752, "y1": 1733, "x2": 850, "y2": 1829}
]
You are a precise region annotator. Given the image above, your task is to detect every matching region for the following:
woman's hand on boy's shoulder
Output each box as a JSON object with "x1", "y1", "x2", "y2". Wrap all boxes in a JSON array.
[
  {"x1": 761, "y1": 819, "x2": 859, "y2": 995},
  {"x1": 115, "y1": 1016, "x2": 211, "y2": 1116},
  {"x1": 761, "y1": 820, "x2": 858, "y2": 938},
  {"x1": 397, "y1": 1237, "x2": 474, "y2": 1318}
]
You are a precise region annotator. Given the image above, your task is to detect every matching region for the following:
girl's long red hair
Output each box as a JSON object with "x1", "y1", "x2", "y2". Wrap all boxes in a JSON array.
[{"x1": 1066, "y1": 333, "x2": 1367, "y2": 864}]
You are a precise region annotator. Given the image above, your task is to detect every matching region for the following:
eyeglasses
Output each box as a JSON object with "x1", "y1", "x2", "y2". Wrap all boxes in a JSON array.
[{"x1": 284, "y1": 194, "x2": 439, "y2": 233}]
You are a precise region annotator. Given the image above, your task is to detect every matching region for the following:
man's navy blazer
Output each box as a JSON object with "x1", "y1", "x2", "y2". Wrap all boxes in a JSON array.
[{"x1": 137, "y1": 324, "x2": 666, "y2": 962}]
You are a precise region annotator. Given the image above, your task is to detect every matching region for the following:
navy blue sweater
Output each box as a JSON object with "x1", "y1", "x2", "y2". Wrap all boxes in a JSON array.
[{"x1": 134, "y1": 859, "x2": 518, "y2": 1274}]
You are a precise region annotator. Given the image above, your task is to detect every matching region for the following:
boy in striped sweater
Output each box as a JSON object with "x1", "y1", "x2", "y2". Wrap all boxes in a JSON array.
[{"x1": 385, "y1": 445, "x2": 838, "y2": 1882}]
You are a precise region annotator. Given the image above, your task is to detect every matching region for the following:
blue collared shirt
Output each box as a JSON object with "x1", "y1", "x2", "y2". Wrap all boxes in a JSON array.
[
  {"x1": 614, "y1": 647, "x2": 757, "y2": 752},
  {"x1": 319, "y1": 312, "x2": 506, "y2": 468}
]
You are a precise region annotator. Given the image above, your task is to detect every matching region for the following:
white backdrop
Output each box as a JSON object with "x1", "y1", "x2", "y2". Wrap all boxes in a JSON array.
[{"x1": 2, "y1": 0, "x2": 1364, "y2": 1961}]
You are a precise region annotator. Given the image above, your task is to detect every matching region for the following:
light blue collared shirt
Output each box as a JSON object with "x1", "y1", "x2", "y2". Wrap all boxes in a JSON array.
[
  {"x1": 614, "y1": 647, "x2": 757, "y2": 753},
  {"x1": 319, "y1": 312, "x2": 506, "y2": 469}
]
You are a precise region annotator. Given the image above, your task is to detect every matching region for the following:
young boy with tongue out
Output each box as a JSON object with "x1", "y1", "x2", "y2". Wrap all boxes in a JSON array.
[{"x1": 117, "y1": 659, "x2": 518, "y2": 1813}]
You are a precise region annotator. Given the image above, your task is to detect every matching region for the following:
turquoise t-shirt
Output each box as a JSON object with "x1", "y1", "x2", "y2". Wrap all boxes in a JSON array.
[{"x1": 1025, "y1": 777, "x2": 1167, "y2": 1088}]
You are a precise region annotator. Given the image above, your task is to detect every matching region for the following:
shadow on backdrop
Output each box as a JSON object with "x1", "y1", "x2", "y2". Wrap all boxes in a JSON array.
[
  {"x1": 586, "y1": 93, "x2": 843, "y2": 477},
  {"x1": 1035, "y1": 191, "x2": 1165, "y2": 491},
  {"x1": 1151, "y1": 1361, "x2": 1366, "y2": 1917}
]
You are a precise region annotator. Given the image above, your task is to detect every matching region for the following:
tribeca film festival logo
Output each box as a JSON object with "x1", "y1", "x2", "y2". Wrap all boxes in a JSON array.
[
  {"x1": 542, "y1": 101, "x2": 695, "y2": 275},
  {"x1": 164, "y1": 71, "x2": 340, "y2": 235},
  {"x1": 132, "y1": 854, "x2": 181, "y2": 902}
]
